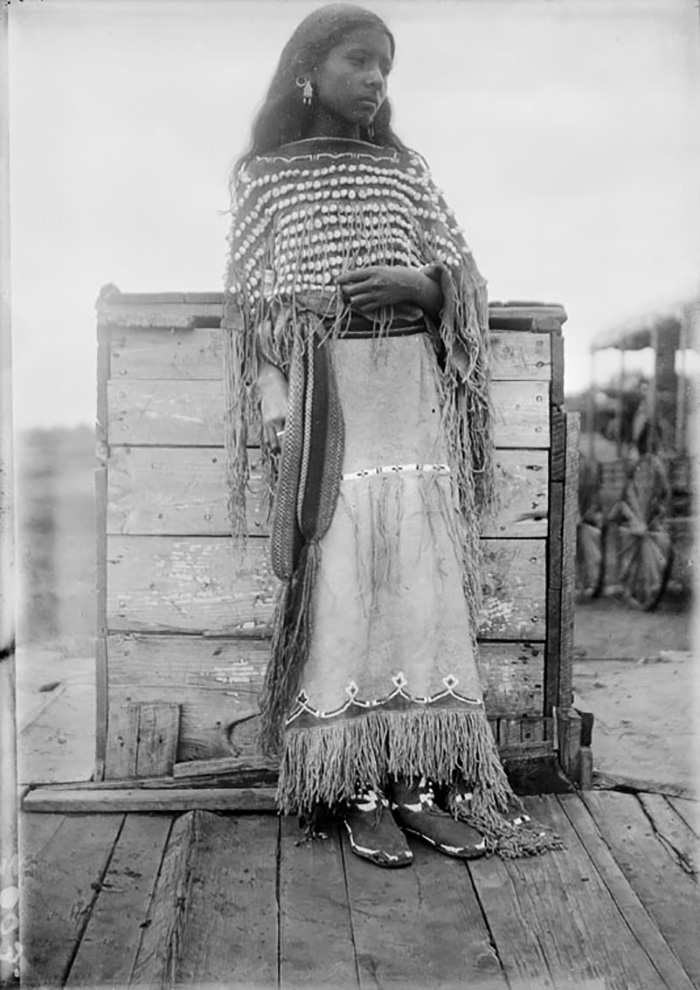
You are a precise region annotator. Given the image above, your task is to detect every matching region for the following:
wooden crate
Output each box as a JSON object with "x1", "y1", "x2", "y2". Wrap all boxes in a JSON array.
[{"x1": 95, "y1": 288, "x2": 584, "y2": 786}]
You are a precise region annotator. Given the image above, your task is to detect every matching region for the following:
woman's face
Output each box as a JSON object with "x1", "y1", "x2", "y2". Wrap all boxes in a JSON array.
[{"x1": 312, "y1": 26, "x2": 393, "y2": 132}]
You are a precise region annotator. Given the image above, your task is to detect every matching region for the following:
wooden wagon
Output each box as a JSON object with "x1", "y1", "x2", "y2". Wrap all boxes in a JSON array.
[
  {"x1": 577, "y1": 299, "x2": 697, "y2": 609},
  {"x1": 30, "y1": 288, "x2": 589, "y2": 812}
]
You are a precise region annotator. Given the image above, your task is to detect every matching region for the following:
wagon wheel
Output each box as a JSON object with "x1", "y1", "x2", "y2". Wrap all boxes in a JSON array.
[
  {"x1": 613, "y1": 455, "x2": 673, "y2": 610},
  {"x1": 576, "y1": 457, "x2": 606, "y2": 599}
]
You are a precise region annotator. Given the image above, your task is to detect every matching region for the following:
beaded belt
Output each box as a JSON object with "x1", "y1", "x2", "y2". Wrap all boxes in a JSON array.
[{"x1": 343, "y1": 463, "x2": 450, "y2": 481}]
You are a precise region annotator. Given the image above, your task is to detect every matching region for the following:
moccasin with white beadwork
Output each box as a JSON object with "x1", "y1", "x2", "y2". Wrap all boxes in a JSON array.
[
  {"x1": 343, "y1": 788, "x2": 414, "y2": 868},
  {"x1": 391, "y1": 778, "x2": 487, "y2": 860}
]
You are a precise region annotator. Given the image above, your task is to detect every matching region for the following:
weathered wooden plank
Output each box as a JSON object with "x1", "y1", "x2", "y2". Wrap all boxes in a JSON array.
[
  {"x1": 593, "y1": 772, "x2": 698, "y2": 800},
  {"x1": 550, "y1": 404, "x2": 566, "y2": 482},
  {"x1": 477, "y1": 642, "x2": 544, "y2": 716},
  {"x1": 557, "y1": 708, "x2": 582, "y2": 785},
  {"x1": 489, "y1": 330, "x2": 552, "y2": 380},
  {"x1": 22, "y1": 786, "x2": 278, "y2": 814},
  {"x1": 110, "y1": 326, "x2": 224, "y2": 380},
  {"x1": 480, "y1": 539, "x2": 547, "y2": 639},
  {"x1": 169, "y1": 813, "x2": 279, "y2": 989},
  {"x1": 470, "y1": 794, "x2": 669, "y2": 989},
  {"x1": 65, "y1": 814, "x2": 173, "y2": 989},
  {"x1": 128, "y1": 810, "x2": 197, "y2": 986},
  {"x1": 558, "y1": 413, "x2": 579, "y2": 710},
  {"x1": 104, "y1": 701, "x2": 139, "y2": 780},
  {"x1": 106, "y1": 536, "x2": 545, "y2": 641},
  {"x1": 668, "y1": 797, "x2": 700, "y2": 836},
  {"x1": 107, "y1": 379, "x2": 549, "y2": 448},
  {"x1": 20, "y1": 813, "x2": 124, "y2": 988},
  {"x1": 582, "y1": 790, "x2": 700, "y2": 985},
  {"x1": 103, "y1": 702, "x2": 180, "y2": 781},
  {"x1": 280, "y1": 818, "x2": 358, "y2": 989},
  {"x1": 107, "y1": 444, "x2": 547, "y2": 538},
  {"x1": 134, "y1": 702, "x2": 180, "y2": 778},
  {"x1": 484, "y1": 449, "x2": 549, "y2": 537},
  {"x1": 106, "y1": 535, "x2": 277, "y2": 636},
  {"x1": 173, "y1": 755, "x2": 277, "y2": 779},
  {"x1": 342, "y1": 825, "x2": 507, "y2": 989},
  {"x1": 98, "y1": 298, "x2": 223, "y2": 328},
  {"x1": 557, "y1": 794, "x2": 695, "y2": 990},
  {"x1": 107, "y1": 633, "x2": 269, "y2": 763},
  {"x1": 107, "y1": 444, "x2": 270, "y2": 536},
  {"x1": 638, "y1": 793, "x2": 698, "y2": 878},
  {"x1": 108, "y1": 325, "x2": 552, "y2": 382}
]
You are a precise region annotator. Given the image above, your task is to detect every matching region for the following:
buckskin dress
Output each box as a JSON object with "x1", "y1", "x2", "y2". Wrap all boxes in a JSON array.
[{"x1": 222, "y1": 137, "x2": 558, "y2": 856}]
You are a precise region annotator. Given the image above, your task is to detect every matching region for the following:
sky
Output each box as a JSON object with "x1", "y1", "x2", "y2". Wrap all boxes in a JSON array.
[{"x1": 6, "y1": 0, "x2": 700, "y2": 429}]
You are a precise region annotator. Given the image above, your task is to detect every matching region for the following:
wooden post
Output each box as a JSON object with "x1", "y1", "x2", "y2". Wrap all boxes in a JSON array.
[
  {"x1": 649, "y1": 324, "x2": 658, "y2": 450},
  {"x1": 0, "y1": 7, "x2": 20, "y2": 984},
  {"x1": 675, "y1": 317, "x2": 687, "y2": 452}
]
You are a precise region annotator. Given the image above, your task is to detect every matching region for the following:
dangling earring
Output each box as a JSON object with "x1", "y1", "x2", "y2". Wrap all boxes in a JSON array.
[
  {"x1": 367, "y1": 123, "x2": 375, "y2": 141},
  {"x1": 296, "y1": 75, "x2": 313, "y2": 107}
]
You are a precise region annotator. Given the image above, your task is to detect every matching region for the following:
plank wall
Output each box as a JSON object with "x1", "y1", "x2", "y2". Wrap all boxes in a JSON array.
[{"x1": 96, "y1": 291, "x2": 568, "y2": 777}]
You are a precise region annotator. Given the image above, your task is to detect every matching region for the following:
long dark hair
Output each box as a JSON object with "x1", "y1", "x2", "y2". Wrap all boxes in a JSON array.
[{"x1": 232, "y1": 3, "x2": 405, "y2": 184}]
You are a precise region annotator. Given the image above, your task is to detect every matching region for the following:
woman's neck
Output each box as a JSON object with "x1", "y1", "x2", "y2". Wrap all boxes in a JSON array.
[{"x1": 307, "y1": 106, "x2": 361, "y2": 141}]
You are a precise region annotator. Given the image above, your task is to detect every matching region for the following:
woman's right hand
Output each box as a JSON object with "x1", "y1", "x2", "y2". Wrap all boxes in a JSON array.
[{"x1": 256, "y1": 361, "x2": 289, "y2": 452}]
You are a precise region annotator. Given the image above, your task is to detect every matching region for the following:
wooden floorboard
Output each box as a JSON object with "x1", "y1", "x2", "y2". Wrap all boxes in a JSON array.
[
  {"x1": 279, "y1": 818, "x2": 358, "y2": 990},
  {"x1": 131, "y1": 811, "x2": 279, "y2": 989},
  {"x1": 477, "y1": 795, "x2": 670, "y2": 989},
  {"x1": 582, "y1": 790, "x2": 700, "y2": 987},
  {"x1": 559, "y1": 794, "x2": 695, "y2": 990},
  {"x1": 342, "y1": 825, "x2": 508, "y2": 990},
  {"x1": 65, "y1": 813, "x2": 174, "y2": 987},
  {"x1": 20, "y1": 813, "x2": 125, "y2": 988},
  {"x1": 667, "y1": 795, "x2": 700, "y2": 838},
  {"x1": 638, "y1": 793, "x2": 698, "y2": 878}
]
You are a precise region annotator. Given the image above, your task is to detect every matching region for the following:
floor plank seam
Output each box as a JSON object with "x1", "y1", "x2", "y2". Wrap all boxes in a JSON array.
[
  {"x1": 337, "y1": 823, "x2": 362, "y2": 990},
  {"x1": 561, "y1": 795, "x2": 694, "y2": 989},
  {"x1": 637, "y1": 796, "x2": 697, "y2": 879},
  {"x1": 275, "y1": 815, "x2": 282, "y2": 990},
  {"x1": 61, "y1": 813, "x2": 127, "y2": 988},
  {"x1": 127, "y1": 813, "x2": 177, "y2": 986},
  {"x1": 464, "y1": 861, "x2": 509, "y2": 985}
]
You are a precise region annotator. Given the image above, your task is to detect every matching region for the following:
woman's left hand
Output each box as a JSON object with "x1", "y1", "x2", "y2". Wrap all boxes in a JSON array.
[{"x1": 337, "y1": 266, "x2": 441, "y2": 317}]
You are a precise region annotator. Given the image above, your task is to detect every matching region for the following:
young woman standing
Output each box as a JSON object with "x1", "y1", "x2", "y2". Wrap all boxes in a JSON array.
[{"x1": 223, "y1": 2, "x2": 559, "y2": 866}]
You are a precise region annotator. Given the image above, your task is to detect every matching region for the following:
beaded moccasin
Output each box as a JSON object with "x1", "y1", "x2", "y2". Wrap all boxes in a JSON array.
[{"x1": 343, "y1": 788, "x2": 414, "y2": 868}]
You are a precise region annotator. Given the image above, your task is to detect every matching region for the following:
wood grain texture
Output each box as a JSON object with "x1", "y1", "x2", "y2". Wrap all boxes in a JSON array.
[
  {"x1": 341, "y1": 825, "x2": 508, "y2": 989},
  {"x1": 97, "y1": 299, "x2": 223, "y2": 328},
  {"x1": 477, "y1": 641, "x2": 545, "y2": 716},
  {"x1": 558, "y1": 412, "x2": 579, "y2": 710},
  {"x1": 128, "y1": 810, "x2": 196, "y2": 987},
  {"x1": 65, "y1": 814, "x2": 173, "y2": 988},
  {"x1": 107, "y1": 444, "x2": 548, "y2": 539},
  {"x1": 134, "y1": 702, "x2": 180, "y2": 778},
  {"x1": 170, "y1": 813, "x2": 279, "y2": 989},
  {"x1": 107, "y1": 445, "x2": 270, "y2": 536},
  {"x1": 279, "y1": 818, "x2": 359, "y2": 990},
  {"x1": 106, "y1": 535, "x2": 545, "y2": 641},
  {"x1": 559, "y1": 794, "x2": 695, "y2": 990},
  {"x1": 101, "y1": 701, "x2": 181, "y2": 780},
  {"x1": 638, "y1": 793, "x2": 698, "y2": 878},
  {"x1": 107, "y1": 378, "x2": 549, "y2": 448},
  {"x1": 107, "y1": 633, "x2": 268, "y2": 762},
  {"x1": 582, "y1": 790, "x2": 700, "y2": 986},
  {"x1": 469, "y1": 794, "x2": 670, "y2": 990},
  {"x1": 106, "y1": 535, "x2": 277, "y2": 636},
  {"x1": 20, "y1": 813, "x2": 124, "y2": 988},
  {"x1": 22, "y1": 786, "x2": 278, "y2": 814},
  {"x1": 479, "y1": 539, "x2": 547, "y2": 639},
  {"x1": 108, "y1": 325, "x2": 551, "y2": 383}
]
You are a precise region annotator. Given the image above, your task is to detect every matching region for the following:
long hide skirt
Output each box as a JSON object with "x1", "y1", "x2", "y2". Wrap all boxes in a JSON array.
[{"x1": 274, "y1": 330, "x2": 516, "y2": 823}]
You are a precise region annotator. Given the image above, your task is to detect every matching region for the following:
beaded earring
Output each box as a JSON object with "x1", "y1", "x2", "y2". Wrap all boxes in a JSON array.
[{"x1": 295, "y1": 75, "x2": 314, "y2": 106}]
